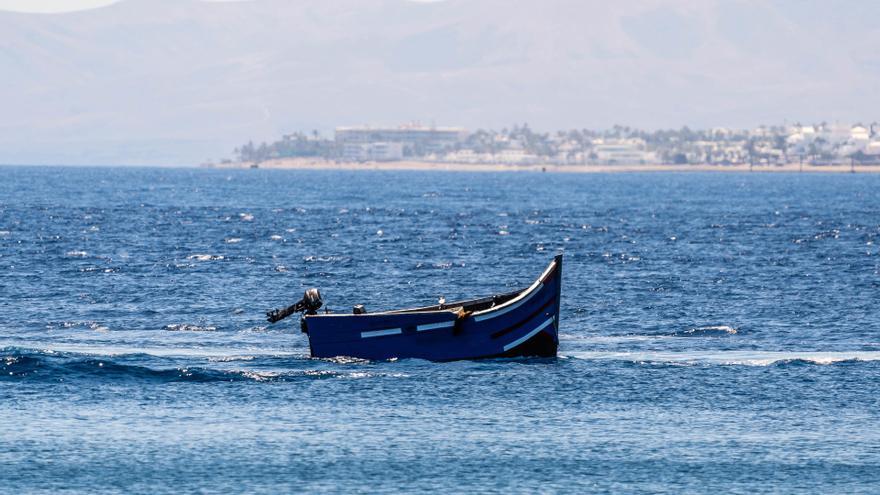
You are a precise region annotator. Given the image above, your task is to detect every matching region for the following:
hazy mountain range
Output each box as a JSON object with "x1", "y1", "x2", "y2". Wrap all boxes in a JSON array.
[{"x1": 2, "y1": 0, "x2": 878, "y2": 165}]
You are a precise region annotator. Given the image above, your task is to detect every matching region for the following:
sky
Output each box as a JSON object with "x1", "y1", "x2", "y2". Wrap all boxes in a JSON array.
[
  {"x1": 1, "y1": 0, "x2": 877, "y2": 165},
  {"x1": 0, "y1": 0, "x2": 434, "y2": 12},
  {"x1": 0, "y1": 0, "x2": 260, "y2": 12},
  {"x1": 0, "y1": 0, "x2": 119, "y2": 13}
]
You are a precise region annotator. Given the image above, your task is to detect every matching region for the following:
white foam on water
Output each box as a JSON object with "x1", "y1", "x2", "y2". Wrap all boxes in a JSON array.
[
  {"x1": 208, "y1": 355, "x2": 256, "y2": 362},
  {"x1": 239, "y1": 370, "x2": 280, "y2": 381},
  {"x1": 163, "y1": 324, "x2": 217, "y2": 332},
  {"x1": 709, "y1": 325, "x2": 736, "y2": 334},
  {"x1": 678, "y1": 325, "x2": 737, "y2": 336},
  {"x1": 562, "y1": 350, "x2": 880, "y2": 366},
  {"x1": 186, "y1": 254, "x2": 224, "y2": 261},
  {"x1": 320, "y1": 355, "x2": 371, "y2": 365},
  {"x1": 225, "y1": 238, "x2": 242, "y2": 244},
  {"x1": 239, "y1": 213, "x2": 254, "y2": 221},
  {"x1": 561, "y1": 334, "x2": 673, "y2": 343},
  {"x1": 88, "y1": 323, "x2": 110, "y2": 332},
  {"x1": 66, "y1": 250, "x2": 88, "y2": 257},
  {"x1": 342, "y1": 371, "x2": 410, "y2": 379},
  {"x1": 562, "y1": 325, "x2": 738, "y2": 342}
]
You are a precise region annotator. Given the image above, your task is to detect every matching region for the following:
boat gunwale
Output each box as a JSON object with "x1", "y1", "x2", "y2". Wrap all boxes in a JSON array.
[
  {"x1": 469, "y1": 257, "x2": 558, "y2": 318},
  {"x1": 304, "y1": 306, "x2": 465, "y2": 318},
  {"x1": 303, "y1": 257, "x2": 559, "y2": 319}
]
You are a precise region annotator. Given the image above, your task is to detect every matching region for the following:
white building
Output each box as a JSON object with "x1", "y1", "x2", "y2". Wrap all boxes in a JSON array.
[
  {"x1": 838, "y1": 125, "x2": 870, "y2": 157},
  {"x1": 592, "y1": 139, "x2": 657, "y2": 164},
  {"x1": 786, "y1": 124, "x2": 819, "y2": 155},
  {"x1": 335, "y1": 124, "x2": 467, "y2": 157},
  {"x1": 342, "y1": 142, "x2": 403, "y2": 162}
]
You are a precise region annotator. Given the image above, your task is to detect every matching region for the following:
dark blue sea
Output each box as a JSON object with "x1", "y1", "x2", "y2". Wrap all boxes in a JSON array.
[{"x1": 2, "y1": 166, "x2": 879, "y2": 493}]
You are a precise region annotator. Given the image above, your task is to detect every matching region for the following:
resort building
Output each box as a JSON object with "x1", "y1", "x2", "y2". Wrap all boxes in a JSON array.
[
  {"x1": 341, "y1": 142, "x2": 404, "y2": 162},
  {"x1": 592, "y1": 138, "x2": 658, "y2": 164},
  {"x1": 335, "y1": 124, "x2": 467, "y2": 159}
]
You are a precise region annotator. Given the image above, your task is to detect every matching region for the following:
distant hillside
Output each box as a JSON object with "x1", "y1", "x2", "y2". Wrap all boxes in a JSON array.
[{"x1": 1, "y1": 0, "x2": 878, "y2": 165}]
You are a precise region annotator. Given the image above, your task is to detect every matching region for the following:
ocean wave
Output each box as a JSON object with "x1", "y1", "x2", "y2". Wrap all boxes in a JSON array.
[
  {"x1": 0, "y1": 347, "x2": 359, "y2": 383},
  {"x1": 238, "y1": 325, "x2": 270, "y2": 333},
  {"x1": 163, "y1": 323, "x2": 217, "y2": 332},
  {"x1": 46, "y1": 320, "x2": 110, "y2": 332},
  {"x1": 89, "y1": 322, "x2": 110, "y2": 332},
  {"x1": 671, "y1": 325, "x2": 738, "y2": 337},
  {"x1": 561, "y1": 350, "x2": 880, "y2": 367},
  {"x1": 561, "y1": 325, "x2": 737, "y2": 343},
  {"x1": 319, "y1": 355, "x2": 372, "y2": 365},
  {"x1": 186, "y1": 254, "x2": 224, "y2": 261},
  {"x1": 561, "y1": 334, "x2": 669, "y2": 343},
  {"x1": 0, "y1": 349, "x2": 231, "y2": 382},
  {"x1": 0, "y1": 343, "x2": 304, "y2": 360},
  {"x1": 303, "y1": 255, "x2": 349, "y2": 263},
  {"x1": 207, "y1": 355, "x2": 256, "y2": 362}
]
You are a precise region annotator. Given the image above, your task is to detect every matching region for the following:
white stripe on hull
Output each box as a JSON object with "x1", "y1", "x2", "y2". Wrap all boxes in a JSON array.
[
  {"x1": 416, "y1": 321, "x2": 456, "y2": 332},
  {"x1": 474, "y1": 282, "x2": 543, "y2": 322},
  {"x1": 502, "y1": 316, "x2": 555, "y2": 352},
  {"x1": 361, "y1": 328, "x2": 402, "y2": 338}
]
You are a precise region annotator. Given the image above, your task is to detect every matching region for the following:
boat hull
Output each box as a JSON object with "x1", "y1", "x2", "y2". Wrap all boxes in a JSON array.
[{"x1": 303, "y1": 255, "x2": 562, "y2": 361}]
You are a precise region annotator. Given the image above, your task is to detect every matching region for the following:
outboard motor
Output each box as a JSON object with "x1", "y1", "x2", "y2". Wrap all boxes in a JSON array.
[
  {"x1": 301, "y1": 288, "x2": 323, "y2": 315},
  {"x1": 266, "y1": 288, "x2": 323, "y2": 324}
]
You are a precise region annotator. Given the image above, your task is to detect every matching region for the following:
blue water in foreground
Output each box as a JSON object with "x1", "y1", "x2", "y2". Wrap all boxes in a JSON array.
[{"x1": 2, "y1": 167, "x2": 880, "y2": 493}]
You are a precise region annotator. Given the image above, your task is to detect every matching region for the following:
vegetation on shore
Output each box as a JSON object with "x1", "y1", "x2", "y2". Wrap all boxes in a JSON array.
[{"x1": 232, "y1": 122, "x2": 880, "y2": 166}]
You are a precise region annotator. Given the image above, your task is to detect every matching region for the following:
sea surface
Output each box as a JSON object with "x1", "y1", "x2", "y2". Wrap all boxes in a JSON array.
[{"x1": 1, "y1": 166, "x2": 879, "y2": 494}]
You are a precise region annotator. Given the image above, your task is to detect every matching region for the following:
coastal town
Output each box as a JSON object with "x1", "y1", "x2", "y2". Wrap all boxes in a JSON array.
[{"x1": 222, "y1": 122, "x2": 880, "y2": 169}]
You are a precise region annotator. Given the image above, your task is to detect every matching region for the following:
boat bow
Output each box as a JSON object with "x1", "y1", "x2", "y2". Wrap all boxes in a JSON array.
[{"x1": 289, "y1": 255, "x2": 563, "y2": 361}]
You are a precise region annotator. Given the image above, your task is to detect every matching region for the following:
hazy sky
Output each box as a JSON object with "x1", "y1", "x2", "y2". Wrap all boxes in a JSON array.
[
  {"x1": 1, "y1": 0, "x2": 877, "y2": 165},
  {"x1": 0, "y1": 0, "x2": 119, "y2": 12},
  {"x1": 0, "y1": 0, "x2": 433, "y2": 11}
]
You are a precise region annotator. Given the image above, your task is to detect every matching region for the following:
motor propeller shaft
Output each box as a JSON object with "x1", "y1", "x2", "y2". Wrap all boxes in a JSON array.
[{"x1": 266, "y1": 288, "x2": 323, "y2": 323}]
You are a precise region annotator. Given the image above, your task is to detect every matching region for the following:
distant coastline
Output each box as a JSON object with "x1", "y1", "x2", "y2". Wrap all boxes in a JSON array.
[{"x1": 204, "y1": 157, "x2": 880, "y2": 174}]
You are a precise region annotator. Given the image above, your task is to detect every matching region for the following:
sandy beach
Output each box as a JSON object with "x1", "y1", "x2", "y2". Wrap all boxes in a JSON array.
[{"x1": 207, "y1": 158, "x2": 880, "y2": 174}]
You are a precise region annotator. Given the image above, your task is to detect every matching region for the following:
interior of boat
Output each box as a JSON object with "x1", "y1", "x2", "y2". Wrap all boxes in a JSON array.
[{"x1": 386, "y1": 288, "x2": 524, "y2": 314}]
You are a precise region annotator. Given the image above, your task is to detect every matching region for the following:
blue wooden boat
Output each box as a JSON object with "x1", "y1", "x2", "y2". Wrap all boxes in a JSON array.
[{"x1": 267, "y1": 255, "x2": 562, "y2": 361}]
